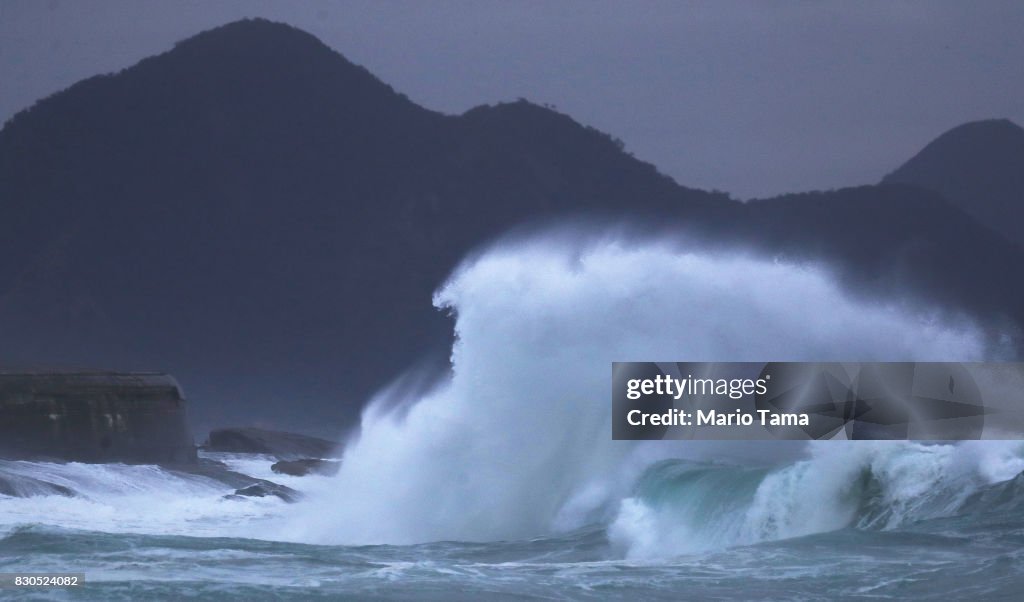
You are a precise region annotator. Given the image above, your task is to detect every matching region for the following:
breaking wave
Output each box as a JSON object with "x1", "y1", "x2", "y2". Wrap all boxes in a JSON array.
[
  {"x1": 286, "y1": 236, "x2": 994, "y2": 551},
  {"x1": 609, "y1": 440, "x2": 1024, "y2": 558}
]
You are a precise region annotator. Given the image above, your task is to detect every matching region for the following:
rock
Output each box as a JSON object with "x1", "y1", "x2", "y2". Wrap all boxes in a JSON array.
[
  {"x1": 271, "y1": 458, "x2": 341, "y2": 477},
  {"x1": 225, "y1": 482, "x2": 299, "y2": 503},
  {"x1": 203, "y1": 427, "x2": 337, "y2": 460},
  {"x1": 0, "y1": 372, "x2": 197, "y2": 464},
  {"x1": 170, "y1": 458, "x2": 299, "y2": 503},
  {"x1": 168, "y1": 458, "x2": 267, "y2": 489}
]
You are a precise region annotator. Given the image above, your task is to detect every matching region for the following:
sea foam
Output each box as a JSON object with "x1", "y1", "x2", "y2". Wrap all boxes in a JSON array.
[{"x1": 286, "y1": 236, "x2": 988, "y2": 547}]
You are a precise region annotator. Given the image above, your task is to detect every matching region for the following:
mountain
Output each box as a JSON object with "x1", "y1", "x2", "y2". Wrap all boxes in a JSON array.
[
  {"x1": 0, "y1": 19, "x2": 724, "y2": 434},
  {"x1": 1, "y1": 19, "x2": 1021, "y2": 435},
  {"x1": 882, "y1": 119, "x2": 1024, "y2": 248}
]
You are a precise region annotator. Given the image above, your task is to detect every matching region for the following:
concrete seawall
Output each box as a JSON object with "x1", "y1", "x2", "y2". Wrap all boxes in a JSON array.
[{"x1": 0, "y1": 372, "x2": 197, "y2": 464}]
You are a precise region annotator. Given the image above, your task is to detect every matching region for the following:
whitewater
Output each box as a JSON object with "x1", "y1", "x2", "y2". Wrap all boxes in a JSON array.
[{"x1": 3, "y1": 236, "x2": 1023, "y2": 600}]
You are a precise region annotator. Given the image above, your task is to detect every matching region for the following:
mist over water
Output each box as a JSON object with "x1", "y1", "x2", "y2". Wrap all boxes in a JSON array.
[{"x1": 284, "y1": 236, "x2": 989, "y2": 549}]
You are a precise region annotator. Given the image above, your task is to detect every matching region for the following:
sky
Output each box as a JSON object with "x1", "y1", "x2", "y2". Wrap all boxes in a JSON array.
[{"x1": 1, "y1": 0, "x2": 1022, "y2": 199}]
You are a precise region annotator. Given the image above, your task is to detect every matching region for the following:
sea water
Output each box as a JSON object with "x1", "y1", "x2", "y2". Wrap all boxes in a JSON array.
[{"x1": 2, "y1": 237, "x2": 1016, "y2": 600}]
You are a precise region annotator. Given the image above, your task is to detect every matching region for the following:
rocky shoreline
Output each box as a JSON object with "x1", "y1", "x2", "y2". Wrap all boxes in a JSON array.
[{"x1": 0, "y1": 372, "x2": 342, "y2": 503}]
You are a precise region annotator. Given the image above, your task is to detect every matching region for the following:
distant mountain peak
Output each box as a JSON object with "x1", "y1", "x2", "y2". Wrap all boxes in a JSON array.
[
  {"x1": 171, "y1": 18, "x2": 339, "y2": 58},
  {"x1": 885, "y1": 118, "x2": 1023, "y2": 170},
  {"x1": 947, "y1": 117, "x2": 1022, "y2": 134},
  {"x1": 158, "y1": 17, "x2": 405, "y2": 99},
  {"x1": 906, "y1": 118, "x2": 1024, "y2": 152},
  {"x1": 883, "y1": 118, "x2": 1024, "y2": 247},
  {"x1": 2, "y1": 17, "x2": 417, "y2": 135}
]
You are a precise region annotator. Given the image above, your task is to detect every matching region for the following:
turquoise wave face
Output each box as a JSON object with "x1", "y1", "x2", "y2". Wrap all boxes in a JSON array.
[{"x1": 609, "y1": 441, "x2": 1024, "y2": 558}]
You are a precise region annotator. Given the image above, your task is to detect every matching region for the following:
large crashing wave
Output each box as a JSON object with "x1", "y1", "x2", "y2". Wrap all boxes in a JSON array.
[
  {"x1": 609, "y1": 440, "x2": 1024, "y2": 558},
  {"x1": 286, "y1": 238, "x2": 990, "y2": 548}
]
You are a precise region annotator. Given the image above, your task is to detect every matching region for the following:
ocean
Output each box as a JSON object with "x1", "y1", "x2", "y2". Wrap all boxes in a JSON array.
[
  {"x1": 2, "y1": 444, "x2": 1024, "y2": 600},
  {"x1": 3, "y1": 241, "x2": 1018, "y2": 599}
]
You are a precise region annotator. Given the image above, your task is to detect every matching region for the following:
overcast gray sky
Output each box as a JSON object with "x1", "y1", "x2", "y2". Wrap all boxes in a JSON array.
[{"x1": 2, "y1": 0, "x2": 1022, "y2": 199}]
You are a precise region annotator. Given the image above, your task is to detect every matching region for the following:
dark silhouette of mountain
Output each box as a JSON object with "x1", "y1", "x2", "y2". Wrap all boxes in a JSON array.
[
  {"x1": 738, "y1": 185, "x2": 1024, "y2": 337},
  {"x1": 883, "y1": 119, "x2": 1024, "y2": 248},
  {"x1": 1, "y1": 19, "x2": 1021, "y2": 435}
]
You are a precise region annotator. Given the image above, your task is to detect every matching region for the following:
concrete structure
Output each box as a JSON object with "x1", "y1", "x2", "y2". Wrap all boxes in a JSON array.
[{"x1": 0, "y1": 371, "x2": 197, "y2": 464}]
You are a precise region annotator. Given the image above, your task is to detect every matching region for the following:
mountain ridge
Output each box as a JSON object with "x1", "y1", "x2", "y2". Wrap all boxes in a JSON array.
[
  {"x1": 882, "y1": 118, "x2": 1024, "y2": 248},
  {"x1": 1, "y1": 19, "x2": 1020, "y2": 435}
]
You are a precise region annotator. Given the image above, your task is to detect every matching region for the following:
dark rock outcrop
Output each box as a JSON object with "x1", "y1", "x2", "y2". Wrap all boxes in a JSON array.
[
  {"x1": 271, "y1": 458, "x2": 341, "y2": 477},
  {"x1": 171, "y1": 457, "x2": 298, "y2": 502},
  {"x1": 168, "y1": 458, "x2": 268, "y2": 489},
  {"x1": 204, "y1": 427, "x2": 337, "y2": 460},
  {"x1": 0, "y1": 372, "x2": 197, "y2": 464},
  {"x1": 225, "y1": 482, "x2": 299, "y2": 503}
]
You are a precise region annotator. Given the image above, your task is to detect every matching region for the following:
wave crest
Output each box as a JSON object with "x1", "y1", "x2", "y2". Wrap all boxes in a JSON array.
[
  {"x1": 611, "y1": 440, "x2": 1024, "y2": 558},
  {"x1": 286, "y1": 237, "x2": 987, "y2": 546}
]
